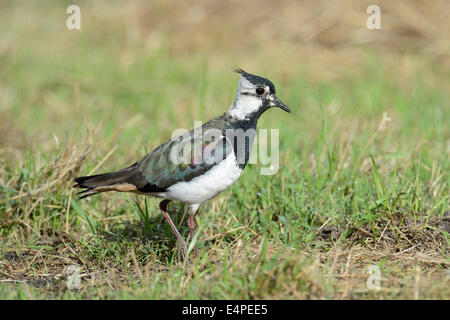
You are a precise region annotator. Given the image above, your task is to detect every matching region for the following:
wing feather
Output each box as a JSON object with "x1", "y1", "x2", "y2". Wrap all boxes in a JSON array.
[{"x1": 137, "y1": 129, "x2": 232, "y2": 190}]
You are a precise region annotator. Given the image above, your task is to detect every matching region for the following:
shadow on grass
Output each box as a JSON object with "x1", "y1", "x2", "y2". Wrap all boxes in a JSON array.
[{"x1": 98, "y1": 201, "x2": 192, "y2": 262}]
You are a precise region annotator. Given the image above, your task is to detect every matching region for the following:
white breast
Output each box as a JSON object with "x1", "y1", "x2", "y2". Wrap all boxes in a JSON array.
[{"x1": 162, "y1": 152, "x2": 242, "y2": 205}]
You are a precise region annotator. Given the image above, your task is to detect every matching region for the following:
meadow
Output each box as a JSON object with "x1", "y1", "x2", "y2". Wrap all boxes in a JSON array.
[{"x1": 0, "y1": 1, "x2": 448, "y2": 299}]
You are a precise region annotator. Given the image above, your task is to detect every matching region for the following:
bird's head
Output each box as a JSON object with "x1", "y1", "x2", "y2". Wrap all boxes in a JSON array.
[{"x1": 228, "y1": 68, "x2": 290, "y2": 120}]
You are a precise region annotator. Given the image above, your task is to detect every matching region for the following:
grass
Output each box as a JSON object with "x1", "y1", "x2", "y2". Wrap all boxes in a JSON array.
[{"x1": 0, "y1": 1, "x2": 449, "y2": 299}]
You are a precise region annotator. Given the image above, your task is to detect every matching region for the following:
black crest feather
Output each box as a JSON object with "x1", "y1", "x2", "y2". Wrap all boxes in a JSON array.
[{"x1": 233, "y1": 67, "x2": 276, "y2": 94}]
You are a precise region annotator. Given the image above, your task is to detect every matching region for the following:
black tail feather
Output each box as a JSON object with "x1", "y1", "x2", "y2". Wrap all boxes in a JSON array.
[
  {"x1": 73, "y1": 162, "x2": 142, "y2": 199},
  {"x1": 73, "y1": 162, "x2": 155, "y2": 199},
  {"x1": 73, "y1": 172, "x2": 121, "y2": 199},
  {"x1": 75, "y1": 187, "x2": 94, "y2": 196},
  {"x1": 78, "y1": 191, "x2": 98, "y2": 200}
]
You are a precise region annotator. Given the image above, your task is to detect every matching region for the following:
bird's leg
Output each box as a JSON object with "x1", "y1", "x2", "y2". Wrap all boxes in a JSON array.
[
  {"x1": 159, "y1": 200, "x2": 188, "y2": 261},
  {"x1": 187, "y1": 215, "x2": 198, "y2": 257},
  {"x1": 187, "y1": 204, "x2": 200, "y2": 257}
]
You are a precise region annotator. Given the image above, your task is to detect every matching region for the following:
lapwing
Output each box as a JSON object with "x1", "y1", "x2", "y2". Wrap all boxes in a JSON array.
[{"x1": 73, "y1": 69, "x2": 290, "y2": 259}]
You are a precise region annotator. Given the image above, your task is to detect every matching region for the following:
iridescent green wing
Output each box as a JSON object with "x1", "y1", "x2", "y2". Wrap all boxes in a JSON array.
[{"x1": 139, "y1": 129, "x2": 232, "y2": 189}]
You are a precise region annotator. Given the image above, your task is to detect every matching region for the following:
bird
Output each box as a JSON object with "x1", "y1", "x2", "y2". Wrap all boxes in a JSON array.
[{"x1": 73, "y1": 68, "x2": 290, "y2": 260}]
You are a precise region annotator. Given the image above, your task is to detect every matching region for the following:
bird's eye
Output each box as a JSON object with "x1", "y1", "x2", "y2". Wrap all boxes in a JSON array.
[{"x1": 256, "y1": 87, "x2": 265, "y2": 95}]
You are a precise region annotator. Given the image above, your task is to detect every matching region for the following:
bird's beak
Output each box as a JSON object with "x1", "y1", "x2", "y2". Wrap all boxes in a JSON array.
[{"x1": 269, "y1": 94, "x2": 291, "y2": 113}]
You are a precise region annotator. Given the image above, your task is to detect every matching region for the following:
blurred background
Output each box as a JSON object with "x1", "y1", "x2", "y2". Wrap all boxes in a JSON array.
[{"x1": 0, "y1": 0, "x2": 448, "y2": 167}]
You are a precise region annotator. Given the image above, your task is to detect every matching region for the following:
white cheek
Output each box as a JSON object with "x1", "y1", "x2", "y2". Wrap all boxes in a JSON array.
[
  {"x1": 239, "y1": 95, "x2": 261, "y2": 111},
  {"x1": 229, "y1": 95, "x2": 261, "y2": 120}
]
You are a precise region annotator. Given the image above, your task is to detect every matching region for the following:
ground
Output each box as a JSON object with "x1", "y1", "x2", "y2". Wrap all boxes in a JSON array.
[{"x1": 0, "y1": 1, "x2": 448, "y2": 299}]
